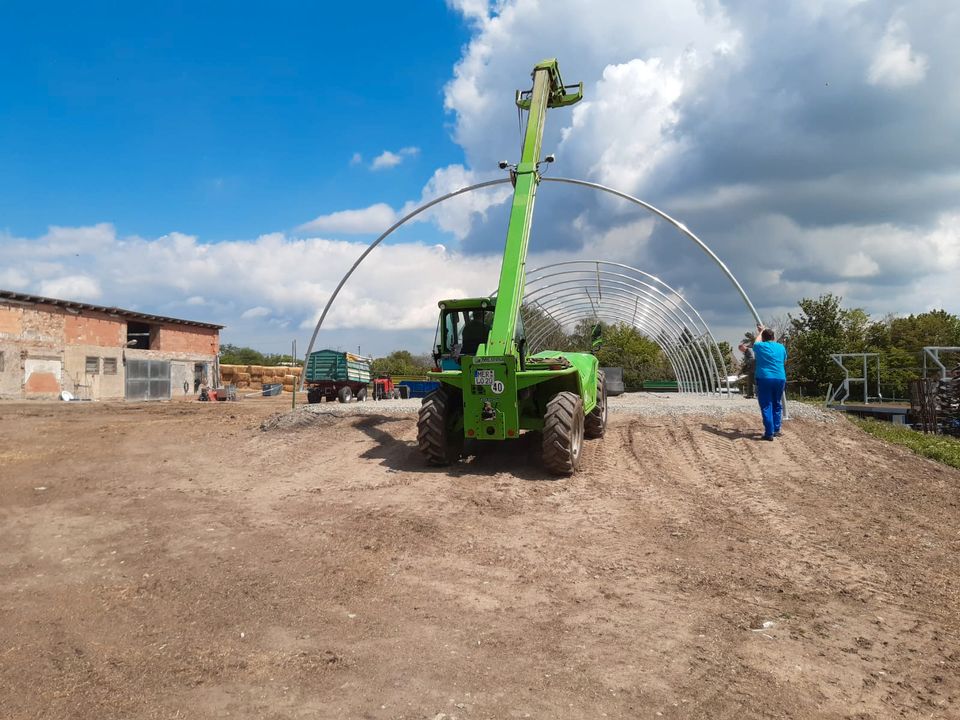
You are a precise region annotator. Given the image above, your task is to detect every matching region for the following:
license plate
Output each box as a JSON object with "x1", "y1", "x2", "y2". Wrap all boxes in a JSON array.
[{"x1": 474, "y1": 369, "x2": 495, "y2": 386}]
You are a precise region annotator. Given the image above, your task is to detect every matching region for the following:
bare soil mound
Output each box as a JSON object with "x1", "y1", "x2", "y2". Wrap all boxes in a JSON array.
[{"x1": 1, "y1": 398, "x2": 957, "y2": 719}]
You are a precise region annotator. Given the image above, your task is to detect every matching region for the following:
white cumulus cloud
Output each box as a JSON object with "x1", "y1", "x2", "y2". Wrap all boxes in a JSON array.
[
  {"x1": 867, "y1": 19, "x2": 929, "y2": 88},
  {"x1": 298, "y1": 203, "x2": 398, "y2": 234}
]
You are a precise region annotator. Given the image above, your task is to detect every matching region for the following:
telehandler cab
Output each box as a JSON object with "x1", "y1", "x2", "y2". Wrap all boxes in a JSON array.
[{"x1": 417, "y1": 59, "x2": 607, "y2": 475}]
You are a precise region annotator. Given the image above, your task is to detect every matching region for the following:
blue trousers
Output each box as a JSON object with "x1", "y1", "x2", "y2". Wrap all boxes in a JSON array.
[{"x1": 756, "y1": 377, "x2": 786, "y2": 438}]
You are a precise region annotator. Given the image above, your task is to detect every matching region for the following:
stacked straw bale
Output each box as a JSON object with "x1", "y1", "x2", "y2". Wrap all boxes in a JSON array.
[{"x1": 218, "y1": 364, "x2": 302, "y2": 391}]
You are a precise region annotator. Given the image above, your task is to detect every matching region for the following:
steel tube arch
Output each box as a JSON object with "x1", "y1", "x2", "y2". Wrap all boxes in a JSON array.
[
  {"x1": 524, "y1": 300, "x2": 706, "y2": 392},
  {"x1": 542, "y1": 178, "x2": 762, "y2": 325},
  {"x1": 299, "y1": 178, "x2": 512, "y2": 389},
  {"x1": 526, "y1": 260, "x2": 729, "y2": 386},
  {"x1": 522, "y1": 278, "x2": 723, "y2": 392},
  {"x1": 520, "y1": 274, "x2": 725, "y2": 392},
  {"x1": 526, "y1": 303, "x2": 702, "y2": 392},
  {"x1": 526, "y1": 300, "x2": 708, "y2": 393},
  {"x1": 299, "y1": 176, "x2": 758, "y2": 401},
  {"x1": 526, "y1": 290, "x2": 717, "y2": 395},
  {"x1": 526, "y1": 305, "x2": 700, "y2": 392},
  {"x1": 524, "y1": 294, "x2": 709, "y2": 393}
]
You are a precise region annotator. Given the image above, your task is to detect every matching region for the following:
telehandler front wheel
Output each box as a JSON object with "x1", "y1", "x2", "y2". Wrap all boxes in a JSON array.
[
  {"x1": 417, "y1": 387, "x2": 464, "y2": 465},
  {"x1": 585, "y1": 370, "x2": 607, "y2": 439},
  {"x1": 542, "y1": 391, "x2": 585, "y2": 475}
]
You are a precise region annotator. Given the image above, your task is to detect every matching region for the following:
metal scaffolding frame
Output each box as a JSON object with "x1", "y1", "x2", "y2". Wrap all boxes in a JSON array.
[
  {"x1": 922, "y1": 347, "x2": 960, "y2": 381},
  {"x1": 826, "y1": 353, "x2": 881, "y2": 405}
]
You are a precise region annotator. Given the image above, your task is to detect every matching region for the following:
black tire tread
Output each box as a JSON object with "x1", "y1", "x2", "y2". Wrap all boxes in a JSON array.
[
  {"x1": 585, "y1": 370, "x2": 607, "y2": 439},
  {"x1": 417, "y1": 388, "x2": 462, "y2": 465},
  {"x1": 542, "y1": 391, "x2": 584, "y2": 475}
]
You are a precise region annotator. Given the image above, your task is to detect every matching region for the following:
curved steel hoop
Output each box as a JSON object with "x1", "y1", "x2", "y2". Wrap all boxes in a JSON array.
[{"x1": 299, "y1": 176, "x2": 760, "y2": 397}]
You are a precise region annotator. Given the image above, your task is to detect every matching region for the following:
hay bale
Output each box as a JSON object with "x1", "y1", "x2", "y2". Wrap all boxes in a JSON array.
[
  {"x1": 236, "y1": 372, "x2": 251, "y2": 382},
  {"x1": 283, "y1": 374, "x2": 296, "y2": 384},
  {"x1": 282, "y1": 384, "x2": 295, "y2": 393}
]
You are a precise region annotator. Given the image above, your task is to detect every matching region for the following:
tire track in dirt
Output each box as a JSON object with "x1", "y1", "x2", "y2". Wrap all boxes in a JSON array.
[{"x1": 666, "y1": 419, "x2": 919, "y2": 614}]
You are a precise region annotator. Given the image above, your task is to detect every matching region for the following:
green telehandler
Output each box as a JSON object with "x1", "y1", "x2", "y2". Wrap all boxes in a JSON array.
[{"x1": 418, "y1": 59, "x2": 607, "y2": 475}]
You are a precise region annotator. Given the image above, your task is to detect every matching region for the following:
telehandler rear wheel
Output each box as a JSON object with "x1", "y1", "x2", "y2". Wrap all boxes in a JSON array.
[
  {"x1": 585, "y1": 370, "x2": 607, "y2": 439},
  {"x1": 418, "y1": 387, "x2": 464, "y2": 465},
  {"x1": 542, "y1": 391, "x2": 585, "y2": 475}
]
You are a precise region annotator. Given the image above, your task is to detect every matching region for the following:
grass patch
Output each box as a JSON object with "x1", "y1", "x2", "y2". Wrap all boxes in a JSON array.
[{"x1": 852, "y1": 418, "x2": 960, "y2": 470}]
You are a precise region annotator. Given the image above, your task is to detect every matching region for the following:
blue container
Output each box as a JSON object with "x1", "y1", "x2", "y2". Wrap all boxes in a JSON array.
[
  {"x1": 262, "y1": 383, "x2": 282, "y2": 396},
  {"x1": 399, "y1": 380, "x2": 440, "y2": 398}
]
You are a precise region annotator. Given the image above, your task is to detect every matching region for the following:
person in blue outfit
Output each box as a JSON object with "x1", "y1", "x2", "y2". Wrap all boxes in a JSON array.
[{"x1": 752, "y1": 323, "x2": 787, "y2": 441}]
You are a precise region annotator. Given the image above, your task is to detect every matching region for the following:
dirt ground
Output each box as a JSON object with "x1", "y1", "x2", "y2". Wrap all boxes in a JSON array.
[{"x1": 1, "y1": 397, "x2": 958, "y2": 720}]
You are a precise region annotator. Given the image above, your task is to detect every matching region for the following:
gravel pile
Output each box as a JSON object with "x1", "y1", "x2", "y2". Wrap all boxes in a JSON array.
[
  {"x1": 290, "y1": 393, "x2": 837, "y2": 423},
  {"x1": 607, "y1": 393, "x2": 837, "y2": 422}
]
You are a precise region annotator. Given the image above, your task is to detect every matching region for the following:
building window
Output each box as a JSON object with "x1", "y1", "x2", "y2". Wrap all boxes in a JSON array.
[
  {"x1": 127, "y1": 321, "x2": 153, "y2": 350},
  {"x1": 85, "y1": 356, "x2": 100, "y2": 374},
  {"x1": 103, "y1": 357, "x2": 118, "y2": 375}
]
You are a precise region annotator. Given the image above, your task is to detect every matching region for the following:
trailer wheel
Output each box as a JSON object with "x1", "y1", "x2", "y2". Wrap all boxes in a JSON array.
[
  {"x1": 356, "y1": 387, "x2": 367, "y2": 402},
  {"x1": 585, "y1": 370, "x2": 607, "y2": 439},
  {"x1": 307, "y1": 387, "x2": 321, "y2": 404},
  {"x1": 417, "y1": 388, "x2": 463, "y2": 465},
  {"x1": 338, "y1": 386, "x2": 353, "y2": 404},
  {"x1": 542, "y1": 391, "x2": 585, "y2": 475}
]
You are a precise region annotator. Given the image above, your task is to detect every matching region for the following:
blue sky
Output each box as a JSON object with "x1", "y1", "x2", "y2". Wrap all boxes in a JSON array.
[
  {"x1": 1, "y1": 1, "x2": 957, "y2": 356},
  {"x1": 0, "y1": 2, "x2": 469, "y2": 241}
]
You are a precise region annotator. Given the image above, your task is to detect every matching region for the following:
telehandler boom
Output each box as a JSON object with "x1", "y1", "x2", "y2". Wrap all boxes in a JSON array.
[{"x1": 418, "y1": 59, "x2": 607, "y2": 474}]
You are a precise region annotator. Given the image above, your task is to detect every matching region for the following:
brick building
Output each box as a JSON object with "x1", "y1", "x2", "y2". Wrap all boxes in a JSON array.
[{"x1": 0, "y1": 290, "x2": 222, "y2": 401}]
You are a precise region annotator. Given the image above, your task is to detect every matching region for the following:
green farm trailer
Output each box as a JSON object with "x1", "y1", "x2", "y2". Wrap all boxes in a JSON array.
[
  {"x1": 304, "y1": 349, "x2": 371, "y2": 403},
  {"x1": 418, "y1": 59, "x2": 607, "y2": 475}
]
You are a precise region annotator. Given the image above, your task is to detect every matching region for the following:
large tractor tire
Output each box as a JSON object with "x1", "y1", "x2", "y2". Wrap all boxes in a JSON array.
[
  {"x1": 542, "y1": 391, "x2": 585, "y2": 475},
  {"x1": 337, "y1": 386, "x2": 353, "y2": 404},
  {"x1": 307, "y1": 387, "x2": 322, "y2": 404},
  {"x1": 356, "y1": 387, "x2": 367, "y2": 402},
  {"x1": 417, "y1": 387, "x2": 464, "y2": 465},
  {"x1": 584, "y1": 370, "x2": 607, "y2": 439}
]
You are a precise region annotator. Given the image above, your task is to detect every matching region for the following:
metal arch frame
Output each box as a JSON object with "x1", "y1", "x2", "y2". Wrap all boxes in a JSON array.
[
  {"x1": 524, "y1": 300, "x2": 704, "y2": 392},
  {"x1": 524, "y1": 292, "x2": 711, "y2": 393},
  {"x1": 525, "y1": 298, "x2": 712, "y2": 393},
  {"x1": 515, "y1": 266, "x2": 728, "y2": 393},
  {"x1": 299, "y1": 178, "x2": 512, "y2": 388},
  {"x1": 300, "y1": 176, "x2": 762, "y2": 396},
  {"x1": 527, "y1": 260, "x2": 725, "y2": 371},
  {"x1": 541, "y1": 178, "x2": 761, "y2": 325},
  {"x1": 526, "y1": 299, "x2": 709, "y2": 393}
]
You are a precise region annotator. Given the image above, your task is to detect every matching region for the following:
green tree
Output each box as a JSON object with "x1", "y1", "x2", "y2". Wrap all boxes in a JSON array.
[
  {"x1": 787, "y1": 293, "x2": 869, "y2": 395},
  {"x1": 219, "y1": 344, "x2": 266, "y2": 365},
  {"x1": 570, "y1": 320, "x2": 671, "y2": 390},
  {"x1": 371, "y1": 350, "x2": 432, "y2": 377}
]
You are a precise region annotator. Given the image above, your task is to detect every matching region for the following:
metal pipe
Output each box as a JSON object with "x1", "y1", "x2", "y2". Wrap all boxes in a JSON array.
[
  {"x1": 524, "y1": 279, "x2": 722, "y2": 392},
  {"x1": 530, "y1": 294, "x2": 710, "y2": 393},
  {"x1": 299, "y1": 178, "x2": 512, "y2": 389},
  {"x1": 525, "y1": 301, "x2": 701, "y2": 393},
  {"x1": 541, "y1": 178, "x2": 762, "y2": 324},
  {"x1": 524, "y1": 304, "x2": 695, "y2": 392},
  {"x1": 527, "y1": 260, "x2": 731, "y2": 391}
]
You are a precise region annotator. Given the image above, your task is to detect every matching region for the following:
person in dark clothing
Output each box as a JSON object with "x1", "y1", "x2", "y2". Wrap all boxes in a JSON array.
[
  {"x1": 752, "y1": 324, "x2": 787, "y2": 440},
  {"x1": 460, "y1": 310, "x2": 490, "y2": 355},
  {"x1": 738, "y1": 341, "x2": 755, "y2": 398}
]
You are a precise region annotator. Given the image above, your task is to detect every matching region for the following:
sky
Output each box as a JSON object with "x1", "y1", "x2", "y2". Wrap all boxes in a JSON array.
[{"x1": 1, "y1": 0, "x2": 958, "y2": 357}]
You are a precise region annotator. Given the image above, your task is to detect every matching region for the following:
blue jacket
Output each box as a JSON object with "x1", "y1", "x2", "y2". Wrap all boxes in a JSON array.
[{"x1": 753, "y1": 341, "x2": 787, "y2": 380}]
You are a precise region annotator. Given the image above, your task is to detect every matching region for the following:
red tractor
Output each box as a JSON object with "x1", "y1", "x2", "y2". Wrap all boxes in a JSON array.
[{"x1": 373, "y1": 376, "x2": 401, "y2": 400}]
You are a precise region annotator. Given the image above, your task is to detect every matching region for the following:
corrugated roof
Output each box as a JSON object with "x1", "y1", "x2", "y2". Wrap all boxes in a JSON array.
[{"x1": 0, "y1": 289, "x2": 224, "y2": 330}]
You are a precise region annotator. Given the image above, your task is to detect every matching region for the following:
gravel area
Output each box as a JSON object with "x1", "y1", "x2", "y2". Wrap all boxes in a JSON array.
[{"x1": 291, "y1": 391, "x2": 837, "y2": 422}]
